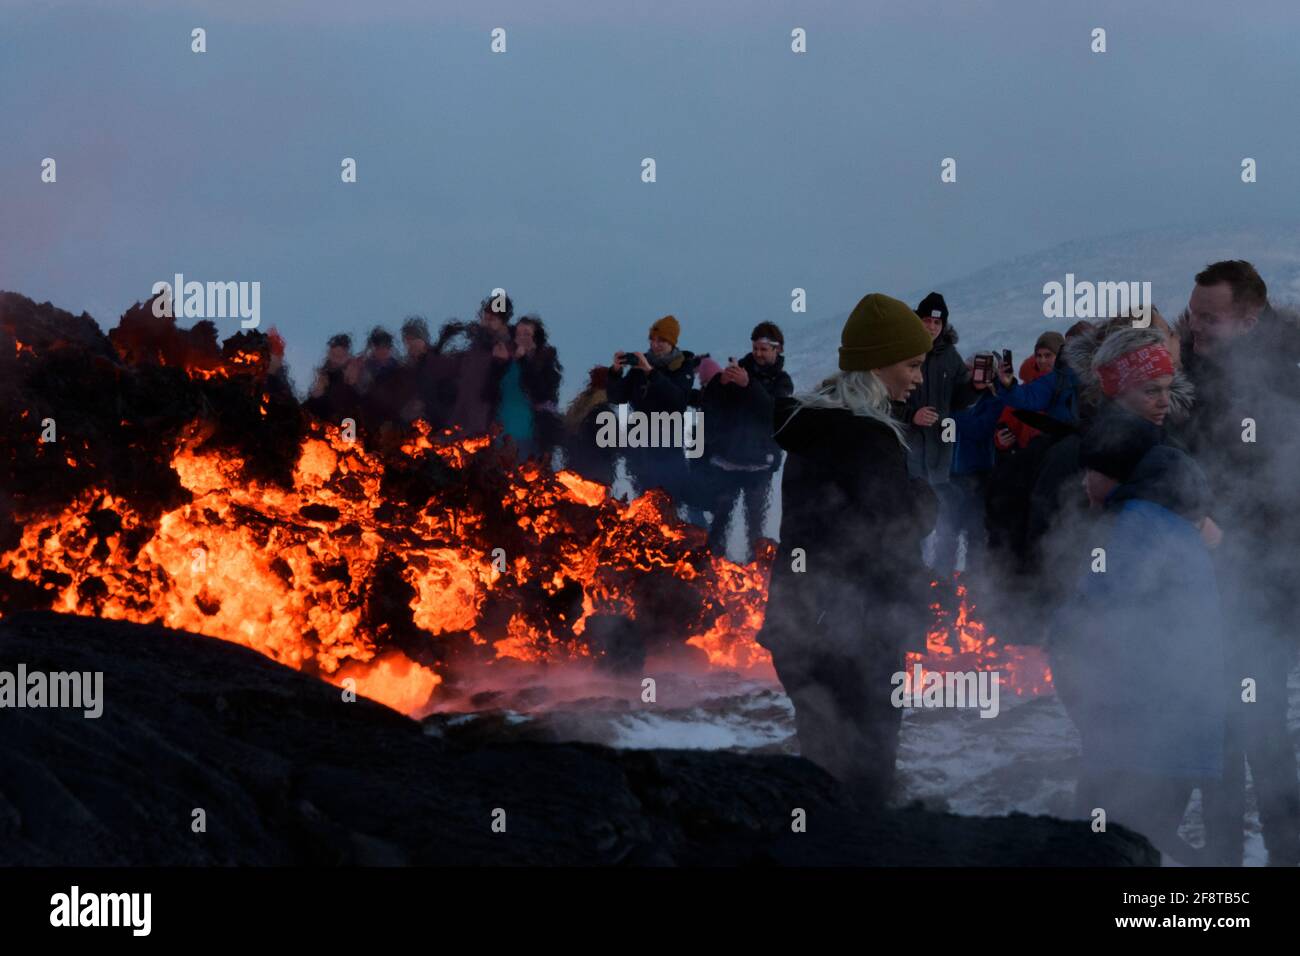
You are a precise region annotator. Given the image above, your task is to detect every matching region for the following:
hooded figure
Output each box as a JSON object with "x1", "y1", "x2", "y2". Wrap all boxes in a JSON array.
[
  {"x1": 758, "y1": 293, "x2": 937, "y2": 806},
  {"x1": 1051, "y1": 435, "x2": 1225, "y2": 865}
]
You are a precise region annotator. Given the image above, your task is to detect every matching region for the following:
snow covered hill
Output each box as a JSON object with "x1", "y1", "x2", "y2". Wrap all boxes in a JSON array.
[{"x1": 784, "y1": 222, "x2": 1300, "y2": 388}]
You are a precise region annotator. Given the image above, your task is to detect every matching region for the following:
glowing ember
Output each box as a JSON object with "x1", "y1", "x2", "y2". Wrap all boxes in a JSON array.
[
  {"x1": 0, "y1": 411, "x2": 773, "y2": 714},
  {"x1": 905, "y1": 580, "x2": 1054, "y2": 699}
]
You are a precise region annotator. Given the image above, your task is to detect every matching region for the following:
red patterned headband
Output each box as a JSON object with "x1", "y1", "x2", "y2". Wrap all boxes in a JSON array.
[{"x1": 1097, "y1": 344, "x2": 1174, "y2": 398}]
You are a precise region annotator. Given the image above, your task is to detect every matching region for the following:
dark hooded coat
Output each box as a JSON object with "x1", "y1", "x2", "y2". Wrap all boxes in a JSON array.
[{"x1": 904, "y1": 324, "x2": 977, "y2": 485}]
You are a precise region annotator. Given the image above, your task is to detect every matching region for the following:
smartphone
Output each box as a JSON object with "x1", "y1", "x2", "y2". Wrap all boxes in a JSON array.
[
  {"x1": 973, "y1": 353, "x2": 994, "y2": 385},
  {"x1": 1002, "y1": 349, "x2": 1013, "y2": 371}
]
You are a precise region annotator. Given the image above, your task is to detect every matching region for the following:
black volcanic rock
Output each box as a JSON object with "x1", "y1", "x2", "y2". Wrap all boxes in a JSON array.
[{"x1": 0, "y1": 612, "x2": 1158, "y2": 866}]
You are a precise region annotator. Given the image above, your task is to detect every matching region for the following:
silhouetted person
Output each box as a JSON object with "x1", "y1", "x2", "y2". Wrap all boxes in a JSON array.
[
  {"x1": 306, "y1": 333, "x2": 360, "y2": 424},
  {"x1": 356, "y1": 326, "x2": 403, "y2": 435},
  {"x1": 399, "y1": 315, "x2": 455, "y2": 431},
  {"x1": 445, "y1": 293, "x2": 513, "y2": 438}
]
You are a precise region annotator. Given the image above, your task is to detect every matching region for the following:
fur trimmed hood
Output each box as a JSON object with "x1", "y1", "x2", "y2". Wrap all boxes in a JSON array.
[{"x1": 1062, "y1": 325, "x2": 1194, "y2": 424}]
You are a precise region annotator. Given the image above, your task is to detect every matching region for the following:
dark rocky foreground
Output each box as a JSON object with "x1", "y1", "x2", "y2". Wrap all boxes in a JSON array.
[{"x1": 0, "y1": 612, "x2": 1158, "y2": 866}]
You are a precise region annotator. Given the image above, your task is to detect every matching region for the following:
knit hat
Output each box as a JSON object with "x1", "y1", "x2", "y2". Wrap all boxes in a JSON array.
[
  {"x1": 649, "y1": 314, "x2": 681, "y2": 347},
  {"x1": 1035, "y1": 331, "x2": 1065, "y2": 355},
  {"x1": 698, "y1": 355, "x2": 723, "y2": 386},
  {"x1": 915, "y1": 292, "x2": 949, "y2": 326},
  {"x1": 840, "y1": 294, "x2": 935, "y2": 371}
]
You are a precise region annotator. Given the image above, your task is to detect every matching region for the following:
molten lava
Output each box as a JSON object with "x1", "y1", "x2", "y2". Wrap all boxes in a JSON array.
[
  {"x1": 0, "y1": 298, "x2": 1050, "y2": 718},
  {"x1": 0, "y1": 413, "x2": 774, "y2": 713},
  {"x1": 905, "y1": 580, "x2": 1054, "y2": 699}
]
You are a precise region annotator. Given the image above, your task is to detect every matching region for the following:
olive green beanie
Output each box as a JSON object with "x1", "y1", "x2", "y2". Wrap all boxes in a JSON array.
[{"x1": 839, "y1": 293, "x2": 935, "y2": 371}]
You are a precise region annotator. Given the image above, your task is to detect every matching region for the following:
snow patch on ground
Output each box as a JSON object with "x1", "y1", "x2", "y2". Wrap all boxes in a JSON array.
[{"x1": 428, "y1": 665, "x2": 1294, "y2": 866}]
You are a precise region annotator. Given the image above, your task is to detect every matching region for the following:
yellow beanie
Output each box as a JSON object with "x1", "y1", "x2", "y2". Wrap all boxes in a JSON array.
[
  {"x1": 839, "y1": 294, "x2": 934, "y2": 371},
  {"x1": 649, "y1": 314, "x2": 681, "y2": 347}
]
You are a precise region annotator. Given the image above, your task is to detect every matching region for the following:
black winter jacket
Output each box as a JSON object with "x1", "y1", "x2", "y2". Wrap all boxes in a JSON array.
[
  {"x1": 697, "y1": 354, "x2": 794, "y2": 468},
  {"x1": 759, "y1": 398, "x2": 938, "y2": 658},
  {"x1": 606, "y1": 350, "x2": 699, "y2": 413}
]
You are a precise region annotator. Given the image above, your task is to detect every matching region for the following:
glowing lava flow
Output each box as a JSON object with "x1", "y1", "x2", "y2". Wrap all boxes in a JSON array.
[
  {"x1": 0, "y1": 420, "x2": 774, "y2": 713},
  {"x1": 905, "y1": 580, "x2": 1054, "y2": 700}
]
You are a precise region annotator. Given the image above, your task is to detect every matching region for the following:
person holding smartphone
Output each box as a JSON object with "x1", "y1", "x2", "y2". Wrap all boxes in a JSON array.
[{"x1": 607, "y1": 315, "x2": 700, "y2": 505}]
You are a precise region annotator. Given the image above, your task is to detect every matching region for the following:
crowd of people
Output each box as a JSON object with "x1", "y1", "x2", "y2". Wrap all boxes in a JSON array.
[
  {"x1": 291, "y1": 264, "x2": 1299, "y2": 865},
  {"x1": 300, "y1": 292, "x2": 793, "y2": 562},
  {"x1": 756, "y1": 263, "x2": 1300, "y2": 867},
  {"x1": 303, "y1": 294, "x2": 564, "y2": 460}
]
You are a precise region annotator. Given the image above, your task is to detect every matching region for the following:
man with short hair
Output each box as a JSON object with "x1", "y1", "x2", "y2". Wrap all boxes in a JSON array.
[
  {"x1": 1178, "y1": 259, "x2": 1300, "y2": 866},
  {"x1": 697, "y1": 321, "x2": 794, "y2": 560}
]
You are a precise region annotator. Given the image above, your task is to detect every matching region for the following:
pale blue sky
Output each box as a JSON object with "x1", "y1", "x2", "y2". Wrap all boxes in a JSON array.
[{"x1": 4, "y1": 0, "x2": 1298, "y2": 398}]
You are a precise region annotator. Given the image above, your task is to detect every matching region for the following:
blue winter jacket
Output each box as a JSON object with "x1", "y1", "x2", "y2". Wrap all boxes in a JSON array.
[
  {"x1": 951, "y1": 392, "x2": 1006, "y2": 477},
  {"x1": 1000, "y1": 364, "x2": 1078, "y2": 426},
  {"x1": 1051, "y1": 446, "x2": 1225, "y2": 780}
]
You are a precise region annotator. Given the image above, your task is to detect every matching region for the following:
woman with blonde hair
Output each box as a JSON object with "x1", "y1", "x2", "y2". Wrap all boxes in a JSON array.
[{"x1": 758, "y1": 293, "x2": 938, "y2": 806}]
